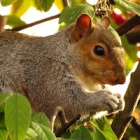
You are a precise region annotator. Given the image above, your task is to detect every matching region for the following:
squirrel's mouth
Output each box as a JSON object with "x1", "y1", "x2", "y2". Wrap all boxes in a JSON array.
[
  {"x1": 94, "y1": 79, "x2": 105, "y2": 85},
  {"x1": 95, "y1": 82, "x2": 106, "y2": 89},
  {"x1": 94, "y1": 78, "x2": 123, "y2": 86}
]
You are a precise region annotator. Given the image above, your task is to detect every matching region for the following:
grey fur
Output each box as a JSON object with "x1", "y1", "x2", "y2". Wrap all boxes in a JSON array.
[{"x1": 0, "y1": 19, "x2": 125, "y2": 121}]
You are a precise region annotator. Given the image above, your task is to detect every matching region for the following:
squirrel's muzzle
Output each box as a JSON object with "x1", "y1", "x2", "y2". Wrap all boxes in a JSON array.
[{"x1": 114, "y1": 74, "x2": 126, "y2": 85}]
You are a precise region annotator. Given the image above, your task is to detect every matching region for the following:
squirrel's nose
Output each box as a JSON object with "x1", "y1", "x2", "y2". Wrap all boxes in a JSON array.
[{"x1": 115, "y1": 76, "x2": 126, "y2": 85}]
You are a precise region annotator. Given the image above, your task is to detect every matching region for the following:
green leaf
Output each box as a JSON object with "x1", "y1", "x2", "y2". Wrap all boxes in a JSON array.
[
  {"x1": 93, "y1": 129, "x2": 106, "y2": 140},
  {"x1": 110, "y1": 18, "x2": 137, "y2": 73},
  {"x1": 10, "y1": 0, "x2": 34, "y2": 17},
  {"x1": 114, "y1": 0, "x2": 140, "y2": 16},
  {"x1": 31, "y1": 122, "x2": 56, "y2": 140},
  {"x1": 0, "y1": 93, "x2": 12, "y2": 106},
  {"x1": 33, "y1": 0, "x2": 42, "y2": 11},
  {"x1": 0, "y1": 0, "x2": 17, "y2": 6},
  {"x1": 31, "y1": 112, "x2": 50, "y2": 127},
  {"x1": 0, "y1": 93, "x2": 12, "y2": 113},
  {"x1": 70, "y1": 125, "x2": 92, "y2": 140},
  {"x1": 90, "y1": 116, "x2": 118, "y2": 140},
  {"x1": 0, "y1": 113, "x2": 6, "y2": 128},
  {"x1": 38, "y1": 0, "x2": 54, "y2": 12},
  {"x1": 5, "y1": 94, "x2": 31, "y2": 140},
  {"x1": 0, "y1": 129, "x2": 7, "y2": 140},
  {"x1": 109, "y1": 27, "x2": 122, "y2": 45},
  {"x1": 26, "y1": 128, "x2": 38, "y2": 140},
  {"x1": 59, "y1": 4, "x2": 94, "y2": 25},
  {"x1": 0, "y1": 113, "x2": 7, "y2": 140},
  {"x1": 121, "y1": 35, "x2": 137, "y2": 73},
  {"x1": 70, "y1": 0, "x2": 86, "y2": 4},
  {"x1": 7, "y1": 15, "x2": 26, "y2": 28}
]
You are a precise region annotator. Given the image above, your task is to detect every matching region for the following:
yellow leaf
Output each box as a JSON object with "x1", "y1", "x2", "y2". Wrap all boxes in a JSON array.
[
  {"x1": 10, "y1": 0, "x2": 34, "y2": 17},
  {"x1": 54, "y1": 0, "x2": 64, "y2": 12}
]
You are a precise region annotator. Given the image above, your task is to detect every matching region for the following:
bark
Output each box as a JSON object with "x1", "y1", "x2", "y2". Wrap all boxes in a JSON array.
[
  {"x1": 111, "y1": 14, "x2": 140, "y2": 140},
  {"x1": 116, "y1": 15, "x2": 140, "y2": 36},
  {"x1": 111, "y1": 62, "x2": 140, "y2": 140},
  {"x1": 0, "y1": 16, "x2": 7, "y2": 32}
]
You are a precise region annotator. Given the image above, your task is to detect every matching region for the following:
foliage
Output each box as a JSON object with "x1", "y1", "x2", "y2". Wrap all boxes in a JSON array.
[
  {"x1": 6, "y1": 14, "x2": 26, "y2": 27},
  {"x1": 0, "y1": 0, "x2": 16, "y2": 6},
  {"x1": 0, "y1": 93, "x2": 56, "y2": 140},
  {"x1": 0, "y1": 93, "x2": 119, "y2": 140},
  {"x1": 114, "y1": 0, "x2": 140, "y2": 16},
  {"x1": 0, "y1": 0, "x2": 140, "y2": 140},
  {"x1": 10, "y1": 0, "x2": 34, "y2": 17},
  {"x1": 91, "y1": 116, "x2": 118, "y2": 140},
  {"x1": 59, "y1": 4, "x2": 94, "y2": 25},
  {"x1": 38, "y1": 0, "x2": 54, "y2": 11}
]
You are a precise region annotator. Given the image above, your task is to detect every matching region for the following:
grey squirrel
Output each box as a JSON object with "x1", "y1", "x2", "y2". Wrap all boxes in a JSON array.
[{"x1": 0, "y1": 14, "x2": 125, "y2": 122}]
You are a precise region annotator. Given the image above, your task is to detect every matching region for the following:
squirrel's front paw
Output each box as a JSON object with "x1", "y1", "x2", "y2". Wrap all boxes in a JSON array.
[{"x1": 97, "y1": 90, "x2": 125, "y2": 113}]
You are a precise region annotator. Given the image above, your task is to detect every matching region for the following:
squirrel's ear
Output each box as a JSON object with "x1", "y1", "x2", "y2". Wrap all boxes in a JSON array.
[
  {"x1": 70, "y1": 14, "x2": 91, "y2": 42},
  {"x1": 76, "y1": 14, "x2": 92, "y2": 35},
  {"x1": 100, "y1": 16, "x2": 110, "y2": 29}
]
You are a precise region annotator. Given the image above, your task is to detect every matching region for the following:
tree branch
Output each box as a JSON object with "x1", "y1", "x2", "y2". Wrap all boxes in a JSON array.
[
  {"x1": 55, "y1": 114, "x2": 81, "y2": 137},
  {"x1": 111, "y1": 62, "x2": 140, "y2": 140},
  {"x1": 111, "y1": 15, "x2": 140, "y2": 139},
  {"x1": 63, "y1": 0, "x2": 69, "y2": 7},
  {"x1": 126, "y1": 29, "x2": 140, "y2": 44},
  {"x1": 116, "y1": 15, "x2": 140, "y2": 36},
  {"x1": 5, "y1": 0, "x2": 68, "y2": 32}
]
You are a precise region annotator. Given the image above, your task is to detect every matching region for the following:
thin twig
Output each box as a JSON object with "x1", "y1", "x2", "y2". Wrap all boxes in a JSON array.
[
  {"x1": 6, "y1": 14, "x2": 60, "y2": 32},
  {"x1": 55, "y1": 114, "x2": 81, "y2": 137}
]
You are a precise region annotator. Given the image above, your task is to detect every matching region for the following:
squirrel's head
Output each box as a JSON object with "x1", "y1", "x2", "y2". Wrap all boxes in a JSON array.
[{"x1": 70, "y1": 14, "x2": 126, "y2": 87}]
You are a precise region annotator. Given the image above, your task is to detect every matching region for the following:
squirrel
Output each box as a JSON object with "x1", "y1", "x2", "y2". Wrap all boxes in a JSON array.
[{"x1": 0, "y1": 14, "x2": 125, "y2": 122}]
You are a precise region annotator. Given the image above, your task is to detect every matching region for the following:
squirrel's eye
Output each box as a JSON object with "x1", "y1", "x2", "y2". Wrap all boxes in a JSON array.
[{"x1": 94, "y1": 45, "x2": 105, "y2": 56}]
